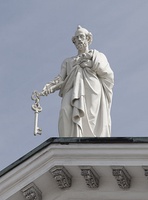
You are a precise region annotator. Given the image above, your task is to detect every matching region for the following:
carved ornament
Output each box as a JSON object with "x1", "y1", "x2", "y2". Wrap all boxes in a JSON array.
[
  {"x1": 80, "y1": 166, "x2": 99, "y2": 188},
  {"x1": 50, "y1": 166, "x2": 72, "y2": 189},
  {"x1": 112, "y1": 166, "x2": 131, "y2": 190},
  {"x1": 143, "y1": 166, "x2": 148, "y2": 178},
  {"x1": 21, "y1": 182, "x2": 42, "y2": 200}
]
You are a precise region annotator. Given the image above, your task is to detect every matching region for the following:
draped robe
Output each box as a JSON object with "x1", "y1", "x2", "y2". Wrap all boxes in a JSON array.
[{"x1": 58, "y1": 49, "x2": 114, "y2": 137}]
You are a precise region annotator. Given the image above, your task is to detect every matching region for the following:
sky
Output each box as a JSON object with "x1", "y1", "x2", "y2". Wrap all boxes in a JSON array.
[{"x1": 0, "y1": 0, "x2": 148, "y2": 171}]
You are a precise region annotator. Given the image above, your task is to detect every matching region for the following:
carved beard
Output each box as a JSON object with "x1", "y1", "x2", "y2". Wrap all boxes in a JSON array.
[{"x1": 75, "y1": 41, "x2": 87, "y2": 51}]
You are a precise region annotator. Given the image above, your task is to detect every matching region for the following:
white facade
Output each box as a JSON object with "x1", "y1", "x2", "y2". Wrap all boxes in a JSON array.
[{"x1": 1, "y1": 138, "x2": 148, "y2": 200}]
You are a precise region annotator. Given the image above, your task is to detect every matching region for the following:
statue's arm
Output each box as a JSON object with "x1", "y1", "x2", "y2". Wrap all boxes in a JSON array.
[
  {"x1": 94, "y1": 52, "x2": 114, "y2": 103},
  {"x1": 42, "y1": 60, "x2": 67, "y2": 96},
  {"x1": 95, "y1": 52, "x2": 114, "y2": 83},
  {"x1": 42, "y1": 75, "x2": 63, "y2": 96}
]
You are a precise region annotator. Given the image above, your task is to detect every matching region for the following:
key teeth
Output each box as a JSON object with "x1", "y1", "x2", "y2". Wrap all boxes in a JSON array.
[
  {"x1": 34, "y1": 128, "x2": 42, "y2": 136},
  {"x1": 37, "y1": 127, "x2": 42, "y2": 135}
]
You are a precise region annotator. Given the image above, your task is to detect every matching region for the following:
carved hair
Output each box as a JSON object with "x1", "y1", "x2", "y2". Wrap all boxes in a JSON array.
[{"x1": 72, "y1": 25, "x2": 93, "y2": 45}]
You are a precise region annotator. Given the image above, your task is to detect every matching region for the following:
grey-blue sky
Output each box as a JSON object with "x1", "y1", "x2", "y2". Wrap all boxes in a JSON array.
[{"x1": 0, "y1": 0, "x2": 148, "y2": 170}]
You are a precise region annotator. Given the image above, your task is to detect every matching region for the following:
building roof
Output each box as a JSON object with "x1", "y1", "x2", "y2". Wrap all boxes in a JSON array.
[
  {"x1": 1, "y1": 137, "x2": 148, "y2": 200},
  {"x1": 1, "y1": 137, "x2": 148, "y2": 177}
]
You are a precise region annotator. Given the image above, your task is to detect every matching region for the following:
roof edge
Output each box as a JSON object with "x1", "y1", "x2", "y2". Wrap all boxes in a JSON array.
[{"x1": 1, "y1": 137, "x2": 148, "y2": 177}]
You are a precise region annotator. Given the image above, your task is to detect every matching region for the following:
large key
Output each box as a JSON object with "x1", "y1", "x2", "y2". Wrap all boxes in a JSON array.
[
  {"x1": 31, "y1": 81, "x2": 63, "y2": 136},
  {"x1": 31, "y1": 91, "x2": 43, "y2": 136}
]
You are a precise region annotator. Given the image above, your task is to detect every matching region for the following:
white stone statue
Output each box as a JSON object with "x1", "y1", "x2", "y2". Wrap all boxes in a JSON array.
[{"x1": 42, "y1": 25, "x2": 114, "y2": 137}]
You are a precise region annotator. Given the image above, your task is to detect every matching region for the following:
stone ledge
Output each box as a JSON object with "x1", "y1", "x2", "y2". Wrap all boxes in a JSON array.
[{"x1": 1, "y1": 137, "x2": 148, "y2": 177}]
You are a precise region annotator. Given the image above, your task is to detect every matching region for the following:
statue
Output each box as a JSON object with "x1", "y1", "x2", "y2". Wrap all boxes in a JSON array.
[{"x1": 32, "y1": 26, "x2": 114, "y2": 137}]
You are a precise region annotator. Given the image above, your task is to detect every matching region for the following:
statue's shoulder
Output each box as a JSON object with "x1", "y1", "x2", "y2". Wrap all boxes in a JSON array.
[
  {"x1": 93, "y1": 49, "x2": 106, "y2": 57},
  {"x1": 61, "y1": 56, "x2": 76, "y2": 65},
  {"x1": 93, "y1": 49, "x2": 108, "y2": 61}
]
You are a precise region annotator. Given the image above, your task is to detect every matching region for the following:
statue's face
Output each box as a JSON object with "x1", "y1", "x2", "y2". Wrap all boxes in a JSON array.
[{"x1": 74, "y1": 31, "x2": 88, "y2": 51}]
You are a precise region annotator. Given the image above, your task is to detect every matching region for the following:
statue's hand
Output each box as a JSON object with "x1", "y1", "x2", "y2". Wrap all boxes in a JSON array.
[
  {"x1": 42, "y1": 83, "x2": 54, "y2": 96},
  {"x1": 80, "y1": 60, "x2": 92, "y2": 68},
  {"x1": 42, "y1": 76, "x2": 63, "y2": 96}
]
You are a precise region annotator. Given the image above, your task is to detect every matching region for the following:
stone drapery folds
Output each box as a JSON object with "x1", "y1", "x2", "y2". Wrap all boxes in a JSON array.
[{"x1": 58, "y1": 49, "x2": 114, "y2": 137}]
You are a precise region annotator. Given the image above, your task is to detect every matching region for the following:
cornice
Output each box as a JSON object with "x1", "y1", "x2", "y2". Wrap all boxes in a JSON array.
[
  {"x1": 1, "y1": 141, "x2": 148, "y2": 199},
  {"x1": 1, "y1": 137, "x2": 148, "y2": 177}
]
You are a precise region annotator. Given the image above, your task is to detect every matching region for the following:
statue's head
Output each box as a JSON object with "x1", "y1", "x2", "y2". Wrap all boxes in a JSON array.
[{"x1": 72, "y1": 26, "x2": 93, "y2": 50}]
